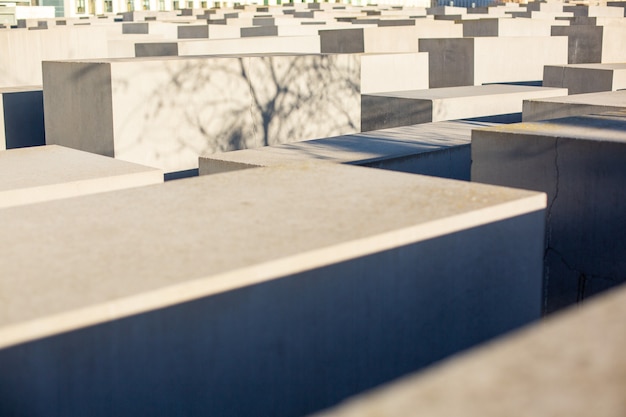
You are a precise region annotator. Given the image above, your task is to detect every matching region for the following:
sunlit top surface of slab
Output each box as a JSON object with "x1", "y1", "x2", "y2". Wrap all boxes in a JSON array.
[{"x1": 0, "y1": 162, "x2": 545, "y2": 348}]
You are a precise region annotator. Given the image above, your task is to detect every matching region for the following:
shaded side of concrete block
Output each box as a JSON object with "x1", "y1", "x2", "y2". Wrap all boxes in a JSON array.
[
  {"x1": 361, "y1": 95, "x2": 433, "y2": 131},
  {"x1": 1, "y1": 89, "x2": 45, "y2": 149},
  {"x1": 472, "y1": 112, "x2": 626, "y2": 312}
]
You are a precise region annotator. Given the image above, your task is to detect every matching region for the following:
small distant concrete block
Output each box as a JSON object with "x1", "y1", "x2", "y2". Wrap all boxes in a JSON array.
[
  {"x1": 523, "y1": 90, "x2": 626, "y2": 121},
  {"x1": 462, "y1": 17, "x2": 568, "y2": 37},
  {"x1": 0, "y1": 86, "x2": 45, "y2": 150},
  {"x1": 310, "y1": 282, "x2": 626, "y2": 417},
  {"x1": 122, "y1": 22, "x2": 149, "y2": 34},
  {"x1": 319, "y1": 22, "x2": 461, "y2": 54},
  {"x1": 361, "y1": 85, "x2": 568, "y2": 131},
  {"x1": 543, "y1": 63, "x2": 626, "y2": 95},
  {"x1": 0, "y1": 145, "x2": 162, "y2": 208},
  {"x1": 0, "y1": 162, "x2": 545, "y2": 416},
  {"x1": 43, "y1": 54, "x2": 360, "y2": 174},
  {"x1": 419, "y1": 37, "x2": 568, "y2": 88},
  {"x1": 134, "y1": 42, "x2": 179, "y2": 57},
  {"x1": 240, "y1": 25, "x2": 279, "y2": 37},
  {"x1": 199, "y1": 120, "x2": 498, "y2": 180},
  {"x1": 472, "y1": 111, "x2": 626, "y2": 313},
  {"x1": 177, "y1": 24, "x2": 209, "y2": 39}
]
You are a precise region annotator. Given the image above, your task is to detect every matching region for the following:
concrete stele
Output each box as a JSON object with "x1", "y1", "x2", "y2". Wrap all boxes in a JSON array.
[
  {"x1": 472, "y1": 110, "x2": 626, "y2": 313},
  {"x1": 523, "y1": 90, "x2": 626, "y2": 122},
  {"x1": 0, "y1": 145, "x2": 163, "y2": 208},
  {"x1": 543, "y1": 63, "x2": 626, "y2": 95},
  {"x1": 42, "y1": 54, "x2": 361, "y2": 174},
  {"x1": 199, "y1": 120, "x2": 497, "y2": 180},
  {"x1": 361, "y1": 84, "x2": 568, "y2": 131},
  {"x1": 0, "y1": 163, "x2": 545, "y2": 416}
]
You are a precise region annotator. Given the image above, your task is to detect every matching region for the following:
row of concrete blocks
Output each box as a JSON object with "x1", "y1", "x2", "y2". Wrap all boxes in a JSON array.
[
  {"x1": 3, "y1": 2, "x2": 626, "y2": 88},
  {"x1": 3, "y1": 58, "x2": 625, "y2": 170},
  {"x1": 2, "y1": 106, "x2": 626, "y2": 414}
]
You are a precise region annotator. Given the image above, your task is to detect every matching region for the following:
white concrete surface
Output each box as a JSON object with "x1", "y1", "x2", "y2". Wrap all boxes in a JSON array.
[{"x1": 0, "y1": 145, "x2": 163, "y2": 208}]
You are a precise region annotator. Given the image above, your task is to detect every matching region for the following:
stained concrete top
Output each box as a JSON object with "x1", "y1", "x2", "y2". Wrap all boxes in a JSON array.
[
  {"x1": 524, "y1": 90, "x2": 626, "y2": 106},
  {"x1": 201, "y1": 120, "x2": 495, "y2": 169},
  {"x1": 311, "y1": 283, "x2": 626, "y2": 417},
  {"x1": 0, "y1": 145, "x2": 163, "y2": 208},
  {"x1": 0, "y1": 162, "x2": 545, "y2": 349},
  {"x1": 546, "y1": 63, "x2": 626, "y2": 71},
  {"x1": 365, "y1": 85, "x2": 568, "y2": 100},
  {"x1": 473, "y1": 111, "x2": 626, "y2": 143},
  {"x1": 0, "y1": 85, "x2": 41, "y2": 94}
]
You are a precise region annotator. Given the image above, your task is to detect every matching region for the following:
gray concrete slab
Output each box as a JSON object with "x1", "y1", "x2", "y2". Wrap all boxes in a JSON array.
[
  {"x1": 472, "y1": 110, "x2": 626, "y2": 313},
  {"x1": 362, "y1": 85, "x2": 568, "y2": 131},
  {"x1": 523, "y1": 90, "x2": 626, "y2": 121},
  {"x1": 310, "y1": 282, "x2": 626, "y2": 417},
  {"x1": 543, "y1": 63, "x2": 626, "y2": 94},
  {"x1": 43, "y1": 54, "x2": 361, "y2": 174},
  {"x1": 0, "y1": 145, "x2": 162, "y2": 208},
  {"x1": 0, "y1": 162, "x2": 545, "y2": 417},
  {"x1": 199, "y1": 120, "x2": 498, "y2": 180}
]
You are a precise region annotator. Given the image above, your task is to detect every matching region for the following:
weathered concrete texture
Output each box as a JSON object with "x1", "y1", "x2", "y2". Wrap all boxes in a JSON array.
[
  {"x1": 472, "y1": 111, "x2": 626, "y2": 313},
  {"x1": 43, "y1": 54, "x2": 360, "y2": 173},
  {"x1": 0, "y1": 86, "x2": 45, "y2": 150},
  {"x1": 419, "y1": 36, "x2": 568, "y2": 88},
  {"x1": 552, "y1": 25, "x2": 626, "y2": 64},
  {"x1": 523, "y1": 90, "x2": 626, "y2": 122},
  {"x1": 0, "y1": 145, "x2": 162, "y2": 208},
  {"x1": 543, "y1": 63, "x2": 626, "y2": 95},
  {"x1": 310, "y1": 282, "x2": 626, "y2": 417},
  {"x1": 361, "y1": 85, "x2": 568, "y2": 131},
  {"x1": 199, "y1": 120, "x2": 498, "y2": 180},
  {"x1": 0, "y1": 162, "x2": 545, "y2": 417}
]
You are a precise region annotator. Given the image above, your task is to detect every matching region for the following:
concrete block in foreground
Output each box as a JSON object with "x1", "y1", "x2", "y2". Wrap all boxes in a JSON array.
[
  {"x1": 199, "y1": 120, "x2": 497, "y2": 180},
  {"x1": 0, "y1": 86, "x2": 44, "y2": 150},
  {"x1": 472, "y1": 111, "x2": 626, "y2": 313},
  {"x1": 43, "y1": 54, "x2": 360, "y2": 174},
  {"x1": 310, "y1": 282, "x2": 626, "y2": 417},
  {"x1": 523, "y1": 90, "x2": 626, "y2": 121},
  {"x1": 0, "y1": 163, "x2": 545, "y2": 417},
  {"x1": 543, "y1": 63, "x2": 626, "y2": 95},
  {"x1": 0, "y1": 145, "x2": 163, "y2": 208},
  {"x1": 361, "y1": 85, "x2": 568, "y2": 131}
]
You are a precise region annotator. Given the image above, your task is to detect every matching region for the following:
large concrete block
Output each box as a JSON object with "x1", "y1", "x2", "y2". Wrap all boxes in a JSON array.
[
  {"x1": 523, "y1": 90, "x2": 626, "y2": 121},
  {"x1": 543, "y1": 63, "x2": 626, "y2": 94},
  {"x1": 552, "y1": 25, "x2": 626, "y2": 64},
  {"x1": 310, "y1": 281, "x2": 626, "y2": 417},
  {"x1": 472, "y1": 111, "x2": 626, "y2": 313},
  {"x1": 199, "y1": 120, "x2": 497, "y2": 180},
  {"x1": 0, "y1": 145, "x2": 162, "y2": 208},
  {"x1": 43, "y1": 54, "x2": 361, "y2": 174},
  {"x1": 0, "y1": 86, "x2": 45, "y2": 150},
  {"x1": 361, "y1": 85, "x2": 568, "y2": 131},
  {"x1": 419, "y1": 36, "x2": 568, "y2": 88},
  {"x1": 0, "y1": 162, "x2": 545, "y2": 417}
]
